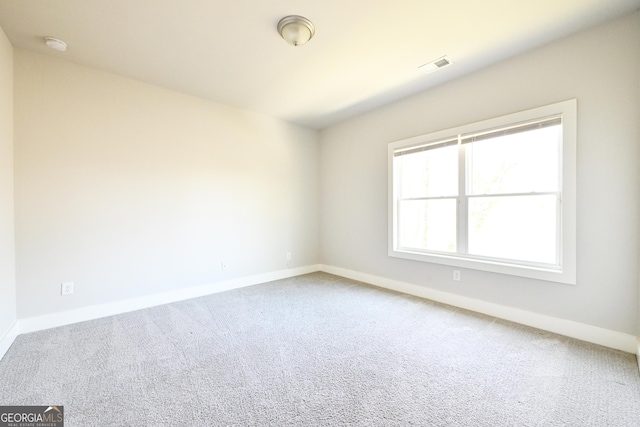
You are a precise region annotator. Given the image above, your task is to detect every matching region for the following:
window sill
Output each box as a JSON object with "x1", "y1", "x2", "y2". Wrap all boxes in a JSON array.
[{"x1": 389, "y1": 248, "x2": 576, "y2": 285}]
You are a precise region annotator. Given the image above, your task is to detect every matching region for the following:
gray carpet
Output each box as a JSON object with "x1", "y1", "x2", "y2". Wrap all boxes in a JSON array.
[{"x1": 1, "y1": 272, "x2": 639, "y2": 426}]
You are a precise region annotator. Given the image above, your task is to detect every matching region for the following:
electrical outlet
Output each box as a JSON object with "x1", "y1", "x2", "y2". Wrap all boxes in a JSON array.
[
  {"x1": 61, "y1": 281, "x2": 74, "y2": 296},
  {"x1": 453, "y1": 270, "x2": 461, "y2": 281},
  {"x1": 286, "y1": 252, "x2": 291, "y2": 261},
  {"x1": 221, "y1": 261, "x2": 228, "y2": 270}
]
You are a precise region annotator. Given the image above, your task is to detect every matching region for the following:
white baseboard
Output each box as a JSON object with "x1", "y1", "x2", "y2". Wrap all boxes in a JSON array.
[
  {"x1": 19, "y1": 264, "x2": 321, "y2": 335},
  {"x1": 0, "y1": 321, "x2": 19, "y2": 361},
  {"x1": 9, "y1": 264, "x2": 638, "y2": 357},
  {"x1": 320, "y1": 264, "x2": 637, "y2": 354}
]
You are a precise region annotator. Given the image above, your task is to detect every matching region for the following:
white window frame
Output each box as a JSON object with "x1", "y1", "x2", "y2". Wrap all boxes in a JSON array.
[{"x1": 388, "y1": 99, "x2": 577, "y2": 285}]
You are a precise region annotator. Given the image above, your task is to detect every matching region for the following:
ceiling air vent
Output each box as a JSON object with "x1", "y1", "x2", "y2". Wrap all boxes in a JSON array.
[{"x1": 418, "y1": 56, "x2": 452, "y2": 74}]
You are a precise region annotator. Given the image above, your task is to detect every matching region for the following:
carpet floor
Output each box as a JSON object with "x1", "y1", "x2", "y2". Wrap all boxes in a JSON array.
[{"x1": 1, "y1": 272, "x2": 639, "y2": 426}]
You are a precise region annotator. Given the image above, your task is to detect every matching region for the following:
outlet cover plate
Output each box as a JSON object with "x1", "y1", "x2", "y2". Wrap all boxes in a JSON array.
[{"x1": 61, "y1": 281, "x2": 74, "y2": 296}]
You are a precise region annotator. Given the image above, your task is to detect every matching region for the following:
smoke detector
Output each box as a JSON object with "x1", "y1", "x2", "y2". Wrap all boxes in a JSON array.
[{"x1": 44, "y1": 37, "x2": 67, "y2": 52}]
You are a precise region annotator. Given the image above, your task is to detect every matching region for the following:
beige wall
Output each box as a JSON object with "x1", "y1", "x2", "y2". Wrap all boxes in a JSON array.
[
  {"x1": 14, "y1": 49, "x2": 319, "y2": 318},
  {"x1": 0, "y1": 26, "x2": 16, "y2": 341},
  {"x1": 320, "y1": 12, "x2": 640, "y2": 335},
  {"x1": 4, "y1": 12, "x2": 640, "y2": 346}
]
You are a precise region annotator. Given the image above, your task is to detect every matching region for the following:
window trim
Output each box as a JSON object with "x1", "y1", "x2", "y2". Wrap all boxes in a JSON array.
[{"x1": 388, "y1": 100, "x2": 577, "y2": 285}]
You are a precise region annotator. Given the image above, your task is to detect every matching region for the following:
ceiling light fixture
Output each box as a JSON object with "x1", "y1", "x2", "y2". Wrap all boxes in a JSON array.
[
  {"x1": 44, "y1": 37, "x2": 67, "y2": 52},
  {"x1": 277, "y1": 15, "x2": 315, "y2": 47}
]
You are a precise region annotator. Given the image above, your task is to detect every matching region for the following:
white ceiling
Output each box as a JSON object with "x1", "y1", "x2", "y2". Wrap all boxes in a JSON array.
[{"x1": 0, "y1": 0, "x2": 638, "y2": 129}]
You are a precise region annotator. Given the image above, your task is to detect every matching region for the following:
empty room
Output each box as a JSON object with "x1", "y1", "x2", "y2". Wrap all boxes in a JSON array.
[{"x1": 1, "y1": 1, "x2": 640, "y2": 426}]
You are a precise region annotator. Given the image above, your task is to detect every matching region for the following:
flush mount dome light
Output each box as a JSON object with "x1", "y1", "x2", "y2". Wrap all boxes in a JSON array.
[
  {"x1": 277, "y1": 15, "x2": 315, "y2": 47},
  {"x1": 44, "y1": 37, "x2": 67, "y2": 52}
]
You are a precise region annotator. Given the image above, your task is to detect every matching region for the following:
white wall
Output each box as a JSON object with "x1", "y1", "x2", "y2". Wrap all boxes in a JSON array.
[
  {"x1": 320, "y1": 12, "x2": 640, "y2": 335},
  {"x1": 14, "y1": 49, "x2": 319, "y2": 319},
  {"x1": 0, "y1": 27, "x2": 16, "y2": 344}
]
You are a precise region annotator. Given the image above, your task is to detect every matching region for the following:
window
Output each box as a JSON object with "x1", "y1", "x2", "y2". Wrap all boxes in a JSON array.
[{"x1": 388, "y1": 100, "x2": 576, "y2": 284}]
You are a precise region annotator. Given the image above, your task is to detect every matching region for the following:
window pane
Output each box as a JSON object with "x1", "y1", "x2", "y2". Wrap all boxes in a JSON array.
[
  {"x1": 398, "y1": 199, "x2": 456, "y2": 252},
  {"x1": 398, "y1": 145, "x2": 457, "y2": 198},
  {"x1": 468, "y1": 195, "x2": 557, "y2": 264},
  {"x1": 468, "y1": 126, "x2": 560, "y2": 195}
]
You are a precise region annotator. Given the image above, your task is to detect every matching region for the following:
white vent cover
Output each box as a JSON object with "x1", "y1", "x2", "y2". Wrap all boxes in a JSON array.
[{"x1": 418, "y1": 56, "x2": 452, "y2": 74}]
